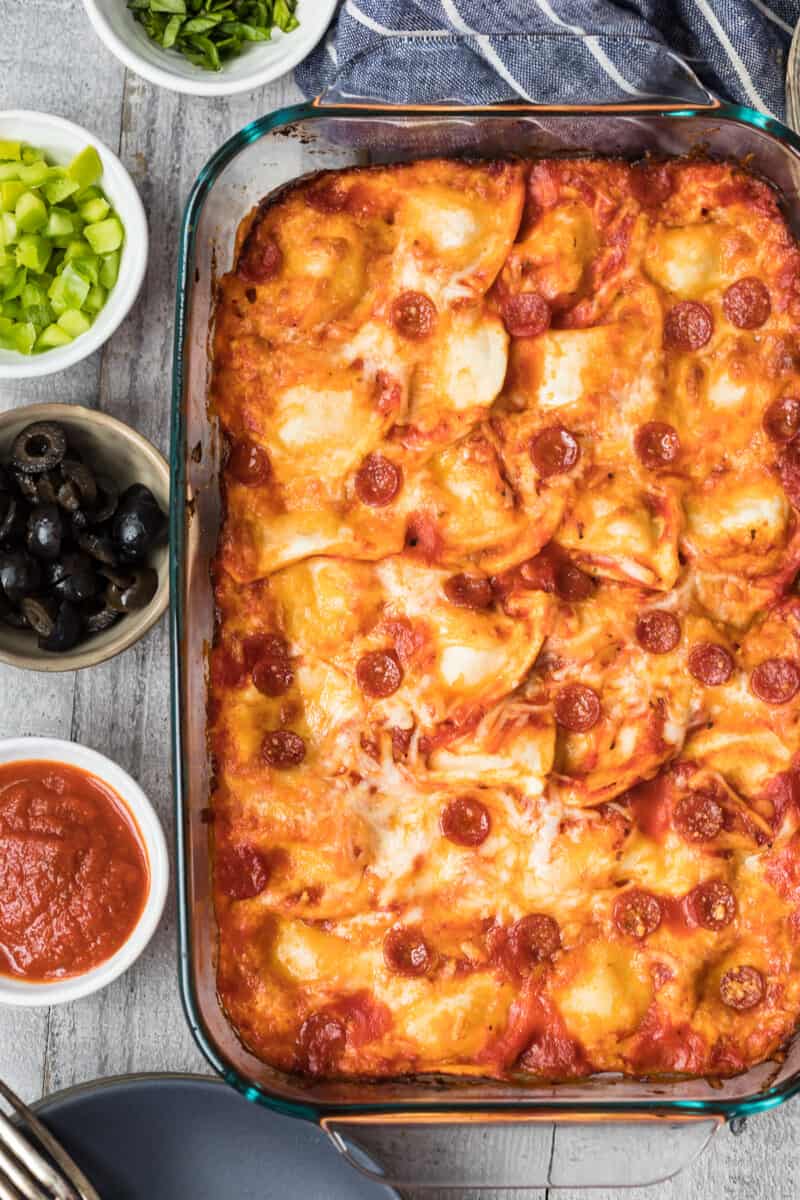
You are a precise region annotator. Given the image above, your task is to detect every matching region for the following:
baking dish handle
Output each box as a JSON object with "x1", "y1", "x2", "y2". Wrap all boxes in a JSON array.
[
  {"x1": 322, "y1": 1112, "x2": 723, "y2": 1190},
  {"x1": 313, "y1": 34, "x2": 721, "y2": 112}
]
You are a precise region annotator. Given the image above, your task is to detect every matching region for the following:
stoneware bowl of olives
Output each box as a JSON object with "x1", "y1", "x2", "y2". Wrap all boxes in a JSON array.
[{"x1": 0, "y1": 402, "x2": 168, "y2": 670}]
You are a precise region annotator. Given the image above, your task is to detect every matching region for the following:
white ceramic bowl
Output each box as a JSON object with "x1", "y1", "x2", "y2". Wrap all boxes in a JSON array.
[
  {"x1": 0, "y1": 110, "x2": 148, "y2": 380},
  {"x1": 0, "y1": 737, "x2": 168, "y2": 1007},
  {"x1": 81, "y1": 0, "x2": 337, "y2": 97}
]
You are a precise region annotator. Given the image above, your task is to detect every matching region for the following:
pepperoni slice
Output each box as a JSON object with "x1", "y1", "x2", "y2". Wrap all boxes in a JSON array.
[
  {"x1": 555, "y1": 559, "x2": 594, "y2": 601},
  {"x1": 297, "y1": 1011, "x2": 347, "y2": 1075},
  {"x1": 252, "y1": 635, "x2": 293, "y2": 697},
  {"x1": 764, "y1": 396, "x2": 800, "y2": 443},
  {"x1": 689, "y1": 880, "x2": 736, "y2": 931},
  {"x1": 554, "y1": 683, "x2": 601, "y2": 733},
  {"x1": 354, "y1": 453, "x2": 402, "y2": 507},
  {"x1": 531, "y1": 426, "x2": 580, "y2": 477},
  {"x1": 383, "y1": 925, "x2": 433, "y2": 977},
  {"x1": 778, "y1": 438, "x2": 800, "y2": 507},
  {"x1": 216, "y1": 843, "x2": 272, "y2": 900},
  {"x1": 635, "y1": 610, "x2": 681, "y2": 654},
  {"x1": 440, "y1": 795, "x2": 491, "y2": 847},
  {"x1": 237, "y1": 233, "x2": 283, "y2": 283},
  {"x1": 501, "y1": 292, "x2": 551, "y2": 338},
  {"x1": 674, "y1": 789, "x2": 724, "y2": 842},
  {"x1": 261, "y1": 730, "x2": 306, "y2": 768},
  {"x1": 391, "y1": 291, "x2": 437, "y2": 340},
  {"x1": 444, "y1": 573, "x2": 493, "y2": 610},
  {"x1": 634, "y1": 422, "x2": 680, "y2": 470},
  {"x1": 228, "y1": 440, "x2": 271, "y2": 486},
  {"x1": 663, "y1": 301, "x2": 713, "y2": 351},
  {"x1": 356, "y1": 650, "x2": 403, "y2": 698},
  {"x1": 719, "y1": 965, "x2": 765, "y2": 1011},
  {"x1": 751, "y1": 657, "x2": 800, "y2": 705},
  {"x1": 613, "y1": 889, "x2": 662, "y2": 939},
  {"x1": 508, "y1": 913, "x2": 562, "y2": 970},
  {"x1": 723, "y1": 277, "x2": 771, "y2": 329},
  {"x1": 688, "y1": 642, "x2": 734, "y2": 687}
]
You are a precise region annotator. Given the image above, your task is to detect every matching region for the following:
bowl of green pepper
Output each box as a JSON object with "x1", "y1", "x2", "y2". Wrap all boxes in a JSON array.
[
  {"x1": 81, "y1": 0, "x2": 337, "y2": 97},
  {"x1": 0, "y1": 111, "x2": 148, "y2": 379}
]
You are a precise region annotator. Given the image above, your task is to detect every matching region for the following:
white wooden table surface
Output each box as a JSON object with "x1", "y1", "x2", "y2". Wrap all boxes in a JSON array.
[{"x1": 1, "y1": 3, "x2": 800, "y2": 1197}]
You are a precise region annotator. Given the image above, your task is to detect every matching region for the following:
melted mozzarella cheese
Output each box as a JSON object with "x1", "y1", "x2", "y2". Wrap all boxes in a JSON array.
[
  {"x1": 644, "y1": 223, "x2": 721, "y2": 297},
  {"x1": 706, "y1": 369, "x2": 748, "y2": 411},
  {"x1": 404, "y1": 191, "x2": 480, "y2": 252},
  {"x1": 536, "y1": 328, "x2": 607, "y2": 410},
  {"x1": 439, "y1": 644, "x2": 506, "y2": 689},
  {"x1": 441, "y1": 316, "x2": 508, "y2": 411},
  {"x1": 556, "y1": 943, "x2": 651, "y2": 1043},
  {"x1": 686, "y1": 480, "x2": 789, "y2": 552},
  {"x1": 276, "y1": 386, "x2": 355, "y2": 446}
]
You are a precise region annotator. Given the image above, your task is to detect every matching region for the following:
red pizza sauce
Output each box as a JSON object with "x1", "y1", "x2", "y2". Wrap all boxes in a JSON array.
[{"x1": 0, "y1": 760, "x2": 149, "y2": 982}]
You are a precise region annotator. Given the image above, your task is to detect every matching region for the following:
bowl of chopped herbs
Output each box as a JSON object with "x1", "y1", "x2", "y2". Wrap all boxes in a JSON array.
[{"x1": 81, "y1": 0, "x2": 336, "y2": 96}]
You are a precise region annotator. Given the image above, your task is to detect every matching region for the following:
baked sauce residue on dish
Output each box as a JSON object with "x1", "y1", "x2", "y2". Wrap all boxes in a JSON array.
[
  {"x1": 208, "y1": 156, "x2": 800, "y2": 1082},
  {"x1": 0, "y1": 760, "x2": 148, "y2": 981}
]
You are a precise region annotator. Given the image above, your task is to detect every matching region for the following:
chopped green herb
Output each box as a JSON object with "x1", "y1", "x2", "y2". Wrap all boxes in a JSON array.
[
  {"x1": 127, "y1": 0, "x2": 299, "y2": 71},
  {"x1": 0, "y1": 140, "x2": 124, "y2": 356}
]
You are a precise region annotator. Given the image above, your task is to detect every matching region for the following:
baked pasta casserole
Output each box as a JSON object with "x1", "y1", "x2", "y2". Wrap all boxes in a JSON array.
[{"x1": 208, "y1": 156, "x2": 800, "y2": 1081}]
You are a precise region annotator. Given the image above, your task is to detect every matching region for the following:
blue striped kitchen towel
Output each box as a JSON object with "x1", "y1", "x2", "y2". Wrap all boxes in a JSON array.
[{"x1": 296, "y1": 1, "x2": 798, "y2": 121}]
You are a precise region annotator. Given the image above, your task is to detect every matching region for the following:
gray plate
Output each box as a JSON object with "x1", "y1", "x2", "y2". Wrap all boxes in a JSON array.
[{"x1": 33, "y1": 1073, "x2": 398, "y2": 1200}]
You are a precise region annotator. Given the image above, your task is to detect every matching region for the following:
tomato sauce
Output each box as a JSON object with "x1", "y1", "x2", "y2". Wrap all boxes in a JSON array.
[{"x1": 0, "y1": 760, "x2": 149, "y2": 982}]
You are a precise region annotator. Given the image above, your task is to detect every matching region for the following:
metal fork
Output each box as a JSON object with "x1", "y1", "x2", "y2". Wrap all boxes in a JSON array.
[{"x1": 0, "y1": 1079, "x2": 100, "y2": 1200}]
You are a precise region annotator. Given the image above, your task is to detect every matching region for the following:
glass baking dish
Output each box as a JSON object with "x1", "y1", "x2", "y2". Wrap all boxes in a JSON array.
[{"x1": 170, "y1": 81, "x2": 800, "y2": 1189}]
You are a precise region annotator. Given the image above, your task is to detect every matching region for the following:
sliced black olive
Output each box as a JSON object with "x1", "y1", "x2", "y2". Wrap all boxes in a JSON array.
[
  {"x1": 106, "y1": 566, "x2": 158, "y2": 613},
  {"x1": 82, "y1": 596, "x2": 120, "y2": 634},
  {"x1": 0, "y1": 465, "x2": 8, "y2": 492},
  {"x1": 0, "y1": 495, "x2": 28, "y2": 547},
  {"x1": 0, "y1": 493, "x2": 17, "y2": 542},
  {"x1": 11, "y1": 422, "x2": 68, "y2": 475},
  {"x1": 60, "y1": 458, "x2": 97, "y2": 507},
  {"x1": 39, "y1": 600, "x2": 81, "y2": 652},
  {"x1": 98, "y1": 564, "x2": 135, "y2": 589},
  {"x1": 27, "y1": 504, "x2": 63, "y2": 561},
  {"x1": 57, "y1": 478, "x2": 83, "y2": 512},
  {"x1": 87, "y1": 479, "x2": 118, "y2": 525},
  {"x1": 13, "y1": 469, "x2": 58, "y2": 505},
  {"x1": 112, "y1": 485, "x2": 165, "y2": 562},
  {"x1": 77, "y1": 530, "x2": 117, "y2": 566},
  {"x1": 21, "y1": 595, "x2": 57, "y2": 637},
  {"x1": 51, "y1": 552, "x2": 97, "y2": 603},
  {"x1": 70, "y1": 509, "x2": 90, "y2": 535},
  {"x1": 84, "y1": 482, "x2": 118, "y2": 530},
  {"x1": 13, "y1": 471, "x2": 40, "y2": 502},
  {"x1": 35, "y1": 472, "x2": 60, "y2": 505},
  {"x1": 44, "y1": 558, "x2": 69, "y2": 588},
  {"x1": 0, "y1": 550, "x2": 41, "y2": 603},
  {"x1": 0, "y1": 594, "x2": 29, "y2": 629}
]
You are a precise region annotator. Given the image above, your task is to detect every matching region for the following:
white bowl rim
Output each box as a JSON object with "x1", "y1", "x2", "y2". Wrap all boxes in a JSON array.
[
  {"x1": 0, "y1": 109, "x2": 148, "y2": 380},
  {"x1": 80, "y1": 0, "x2": 338, "y2": 97},
  {"x1": 0, "y1": 737, "x2": 169, "y2": 1007}
]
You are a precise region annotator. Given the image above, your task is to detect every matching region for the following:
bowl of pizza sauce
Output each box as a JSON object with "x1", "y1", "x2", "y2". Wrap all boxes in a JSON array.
[{"x1": 0, "y1": 737, "x2": 168, "y2": 1005}]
